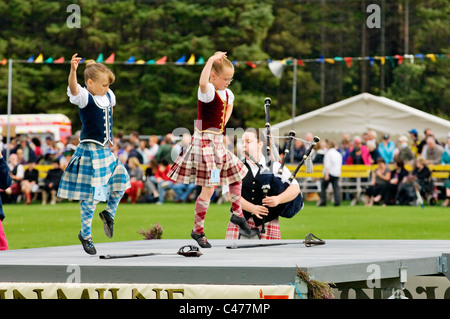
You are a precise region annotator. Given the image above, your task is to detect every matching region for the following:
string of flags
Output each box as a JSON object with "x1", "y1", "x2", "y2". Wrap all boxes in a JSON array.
[{"x1": 1, "y1": 52, "x2": 448, "y2": 68}]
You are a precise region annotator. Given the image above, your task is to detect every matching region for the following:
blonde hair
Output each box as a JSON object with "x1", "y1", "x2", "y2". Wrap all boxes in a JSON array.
[
  {"x1": 84, "y1": 60, "x2": 115, "y2": 84},
  {"x1": 211, "y1": 52, "x2": 234, "y2": 75}
]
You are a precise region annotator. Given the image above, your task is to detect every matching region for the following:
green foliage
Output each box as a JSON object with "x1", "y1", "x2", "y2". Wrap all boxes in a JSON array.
[{"x1": 0, "y1": 0, "x2": 448, "y2": 135}]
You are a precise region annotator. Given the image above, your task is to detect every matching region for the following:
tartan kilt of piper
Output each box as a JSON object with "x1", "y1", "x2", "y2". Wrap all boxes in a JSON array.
[
  {"x1": 57, "y1": 142, "x2": 131, "y2": 202},
  {"x1": 225, "y1": 217, "x2": 281, "y2": 240},
  {"x1": 168, "y1": 131, "x2": 248, "y2": 187}
]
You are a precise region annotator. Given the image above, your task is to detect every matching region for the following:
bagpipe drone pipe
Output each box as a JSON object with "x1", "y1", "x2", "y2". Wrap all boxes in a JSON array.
[{"x1": 240, "y1": 97, "x2": 320, "y2": 231}]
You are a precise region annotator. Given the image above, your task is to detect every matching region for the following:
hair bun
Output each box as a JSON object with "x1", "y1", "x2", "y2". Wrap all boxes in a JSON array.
[{"x1": 85, "y1": 60, "x2": 96, "y2": 67}]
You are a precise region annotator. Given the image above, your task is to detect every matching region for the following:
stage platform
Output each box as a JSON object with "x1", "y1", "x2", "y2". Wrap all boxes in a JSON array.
[{"x1": 0, "y1": 239, "x2": 449, "y2": 289}]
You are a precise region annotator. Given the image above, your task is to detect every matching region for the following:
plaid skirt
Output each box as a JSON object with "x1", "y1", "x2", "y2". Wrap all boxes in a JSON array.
[
  {"x1": 57, "y1": 142, "x2": 130, "y2": 201},
  {"x1": 168, "y1": 131, "x2": 248, "y2": 187},
  {"x1": 225, "y1": 216, "x2": 281, "y2": 240}
]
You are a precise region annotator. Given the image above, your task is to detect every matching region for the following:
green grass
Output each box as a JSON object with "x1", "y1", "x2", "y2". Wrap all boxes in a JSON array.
[{"x1": 2, "y1": 201, "x2": 450, "y2": 250}]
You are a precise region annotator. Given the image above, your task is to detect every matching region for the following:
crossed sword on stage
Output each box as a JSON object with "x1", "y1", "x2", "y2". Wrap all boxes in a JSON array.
[{"x1": 99, "y1": 233, "x2": 325, "y2": 259}]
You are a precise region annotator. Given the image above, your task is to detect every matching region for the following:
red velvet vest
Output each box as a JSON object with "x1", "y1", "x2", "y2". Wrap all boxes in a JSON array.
[{"x1": 195, "y1": 89, "x2": 228, "y2": 134}]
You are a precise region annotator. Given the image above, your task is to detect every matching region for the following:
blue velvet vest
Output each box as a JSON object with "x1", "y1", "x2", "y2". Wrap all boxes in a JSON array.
[{"x1": 79, "y1": 92, "x2": 113, "y2": 146}]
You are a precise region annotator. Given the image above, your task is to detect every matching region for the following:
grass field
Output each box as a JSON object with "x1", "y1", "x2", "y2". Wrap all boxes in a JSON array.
[{"x1": 2, "y1": 201, "x2": 449, "y2": 250}]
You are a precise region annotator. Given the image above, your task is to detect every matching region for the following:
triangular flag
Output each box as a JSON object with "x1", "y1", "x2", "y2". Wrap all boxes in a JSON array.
[
  {"x1": 176, "y1": 55, "x2": 186, "y2": 64},
  {"x1": 415, "y1": 54, "x2": 425, "y2": 60},
  {"x1": 325, "y1": 58, "x2": 335, "y2": 64},
  {"x1": 404, "y1": 54, "x2": 414, "y2": 64},
  {"x1": 0, "y1": 58, "x2": 6, "y2": 65},
  {"x1": 387, "y1": 56, "x2": 395, "y2": 67},
  {"x1": 375, "y1": 56, "x2": 385, "y2": 65},
  {"x1": 344, "y1": 57, "x2": 352, "y2": 68},
  {"x1": 105, "y1": 53, "x2": 115, "y2": 64},
  {"x1": 156, "y1": 56, "x2": 167, "y2": 64},
  {"x1": 125, "y1": 56, "x2": 135, "y2": 64},
  {"x1": 34, "y1": 54, "x2": 44, "y2": 63},
  {"x1": 147, "y1": 59, "x2": 155, "y2": 64},
  {"x1": 54, "y1": 57, "x2": 65, "y2": 64},
  {"x1": 246, "y1": 61, "x2": 257, "y2": 68},
  {"x1": 187, "y1": 54, "x2": 195, "y2": 65},
  {"x1": 197, "y1": 56, "x2": 205, "y2": 65},
  {"x1": 27, "y1": 56, "x2": 34, "y2": 63},
  {"x1": 136, "y1": 60, "x2": 145, "y2": 64},
  {"x1": 96, "y1": 53, "x2": 104, "y2": 63},
  {"x1": 297, "y1": 59, "x2": 304, "y2": 66},
  {"x1": 394, "y1": 54, "x2": 404, "y2": 65},
  {"x1": 318, "y1": 55, "x2": 325, "y2": 63},
  {"x1": 425, "y1": 53, "x2": 436, "y2": 62},
  {"x1": 44, "y1": 57, "x2": 53, "y2": 63},
  {"x1": 80, "y1": 58, "x2": 86, "y2": 64},
  {"x1": 369, "y1": 57, "x2": 375, "y2": 66}
]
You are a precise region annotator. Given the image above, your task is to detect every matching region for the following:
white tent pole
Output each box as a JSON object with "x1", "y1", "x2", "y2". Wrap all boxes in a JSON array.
[
  {"x1": 6, "y1": 59, "x2": 12, "y2": 161},
  {"x1": 291, "y1": 59, "x2": 297, "y2": 163}
]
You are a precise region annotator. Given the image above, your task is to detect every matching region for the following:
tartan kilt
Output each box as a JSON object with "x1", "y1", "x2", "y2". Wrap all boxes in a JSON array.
[
  {"x1": 225, "y1": 216, "x2": 281, "y2": 240},
  {"x1": 57, "y1": 142, "x2": 131, "y2": 201},
  {"x1": 168, "y1": 131, "x2": 248, "y2": 187}
]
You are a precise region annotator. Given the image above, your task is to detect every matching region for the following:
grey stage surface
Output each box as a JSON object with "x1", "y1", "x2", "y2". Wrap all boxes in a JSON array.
[{"x1": 0, "y1": 239, "x2": 449, "y2": 285}]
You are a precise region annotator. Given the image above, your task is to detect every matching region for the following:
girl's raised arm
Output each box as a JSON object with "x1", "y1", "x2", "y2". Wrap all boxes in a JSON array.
[{"x1": 68, "y1": 53, "x2": 82, "y2": 96}]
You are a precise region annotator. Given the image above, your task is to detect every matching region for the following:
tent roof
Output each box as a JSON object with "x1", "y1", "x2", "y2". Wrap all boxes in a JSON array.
[{"x1": 271, "y1": 93, "x2": 450, "y2": 142}]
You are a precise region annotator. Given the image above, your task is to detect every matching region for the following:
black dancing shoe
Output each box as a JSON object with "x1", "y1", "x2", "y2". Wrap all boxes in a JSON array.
[
  {"x1": 191, "y1": 230, "x2": 212, "y2": 248},
  {"x1": 230, "y1": 214, "x2": 259, "y2": 237},
  {"x1": 99, "y1": 210, "x2": 114, "y2": 238},
  {"x1": 78, "y1": 232, "x2": 97, "y2": 255}
]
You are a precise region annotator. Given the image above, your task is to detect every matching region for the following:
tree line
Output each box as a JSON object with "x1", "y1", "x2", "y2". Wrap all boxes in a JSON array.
[{"x1": 0, "y1": 0, "x2": 448, "y2": 136}]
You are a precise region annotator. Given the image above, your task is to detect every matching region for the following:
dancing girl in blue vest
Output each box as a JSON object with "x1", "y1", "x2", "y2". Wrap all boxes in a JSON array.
[{"x1": 58, "y1": 54, "x2": 130, "y2": 255}]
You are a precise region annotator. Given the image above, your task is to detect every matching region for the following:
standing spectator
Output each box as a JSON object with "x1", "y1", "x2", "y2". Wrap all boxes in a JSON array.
[
  {"x1": 412, "y1": 156, "x2": 434, "y2": 201},
  {"x1": 144, "y1": 159, "x2": 159, "y2": 201},
  {"x1": 31, "y1": 137, "x2": 43, "y2": 163},
  {"x1": 346, "y1": 136, "x2": 371, "y2": 165},
  {"x1": 5, "y1": 153, "x2": 24, "y2": 202},
  {"x1": 408, "y1": 129, "x2": 420, "y2": 157},
  {"x1": 378, "y1": 134, "x2": 395, "y2": 164},
  {"x1": 441, "y1": 133, "x2": 450, "y2": 164},
  {"x1": 124, "y1": 157, "x2": 145, "y2": 204},
  {"x1": 145, "y1": 135, "x2": 159, "y2": 161},
  {"x1": 422, "y1": 135, "x2": 444, "y2": 165},
  {"x1": 12, "y1": 135, "x2": 37, "y2": 164},
  {"x1": 0, "y1": 152, "x2": 11, "y2": 250},
  {"x1": 155, "y1": 134, "x2": 174, "y2": 164},
  {"x1": 365, "y1": 158, "x2": 391, "y2": 206},
  {"x1": 42, "y1": 159, "x2": 63, "y2": 205},
  {"x1": 318, "y1": 140, "x2": 342, "y2": 207},
  {"x1": 21, "y1": 161, "x2": 39, "y2": 205}
]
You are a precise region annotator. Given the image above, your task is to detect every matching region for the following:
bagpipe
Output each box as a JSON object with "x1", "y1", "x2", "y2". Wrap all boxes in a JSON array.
[{"x1": 243, "y1": 97, "x2": 320, "y2": 232}]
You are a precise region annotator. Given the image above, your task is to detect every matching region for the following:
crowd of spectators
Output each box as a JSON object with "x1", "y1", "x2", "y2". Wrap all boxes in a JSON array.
[
  {"x1": 1, "y1": 126, "x2": 449, "y2": 207},
  {"x1": 284, "y1": 128, "x2": 449, "y2": 207}
]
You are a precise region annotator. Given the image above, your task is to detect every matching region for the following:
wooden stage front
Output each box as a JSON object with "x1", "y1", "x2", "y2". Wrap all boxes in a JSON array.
[{"x1": 0, "y1": 239, "x2": 449, "y2": 294}]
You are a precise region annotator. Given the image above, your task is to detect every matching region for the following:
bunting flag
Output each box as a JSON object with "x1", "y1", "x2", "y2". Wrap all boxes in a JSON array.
[
  {"x1": 175, "y1": 55, "x2": 186, "y2": 64},
  {"x1": 1, "y1": 52, "x2": 448, "y2": 69},
  {"x1": 96, "y1": 53, "x2": 104, "y2": 63},
  {"x1": 156, "y1": 56, "x2": 167, "y2": 64},
  {"x1": 34, "y1": 53, "x2": 43, "y2": 63},
  {"x1": 104, "y1": 53, "x2": 115, "y2": 64},
  {"x1": 186, "y1": 54, "x2": 195, "y2": 65}
]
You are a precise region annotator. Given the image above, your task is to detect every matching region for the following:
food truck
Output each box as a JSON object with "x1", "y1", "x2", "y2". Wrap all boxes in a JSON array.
[{"x1": 0, "y1": 113, "x2": 72, "y2": 143}]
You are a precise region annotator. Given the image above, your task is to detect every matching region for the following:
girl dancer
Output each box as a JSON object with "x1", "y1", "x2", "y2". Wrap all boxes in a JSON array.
[
  {"x1": 168, "y1": 51, "x2": 254, "y2": 248},
  {"x1": 58, "y1": 54, "x2": 130, "y2": 255}
]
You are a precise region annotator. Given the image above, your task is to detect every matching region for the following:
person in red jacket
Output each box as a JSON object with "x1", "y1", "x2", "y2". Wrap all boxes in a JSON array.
[{"x1": 0, "y1": 153, "x2": 11, "y2": 250}]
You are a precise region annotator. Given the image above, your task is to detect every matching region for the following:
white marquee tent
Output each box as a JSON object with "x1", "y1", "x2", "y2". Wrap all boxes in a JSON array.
[{"x1": 271, "y1": 93, "x2": 450, "y2": 143}]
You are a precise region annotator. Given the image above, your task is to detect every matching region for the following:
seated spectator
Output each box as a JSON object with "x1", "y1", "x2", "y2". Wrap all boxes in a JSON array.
[
  {"x1": 385, "y1": 159, "x2": 409, "y2": 205},
  {"x1": 365, "y1": 158, "x2": 391, "y2": 206},
  {"x1": 367, "y1": 140, "x2": 380, "y2": 164},
  {"x1": 42, "y1": 160, "x2": 63, "y2": 205},
  {"x1": 5, "y1": 154, "x2": 24, "y2": 202},
  {"x1": 124, "y1": 157, "x2": 145, "y2": 204},
  {"x1": 12, "y1": 135, "x2": 37, "y2": 164},
  {"x1": 150, "y1": 159, "x2": 173, "y2": 204},
  {"x1": 442, "y1": 133, "x2": 450, "y2": 164},
  {"x1": 155, "y1": 134, "x2": 174, "y2": 164},
  {"x1": 442, "y1": 173, "x2": 450, "y2": 207},
  {"x1": 378, "y1": 134, "x2": 395, "y2": 164},
  {"x1": 143, "y1": 159, "x2": 159, "y2": 201},
  {"x1": 422, "y1": 135, "x2": 444, "y2": 165},
  {"x1": 412, "y1": 156, "x2": 434, "y2": 201},
  {"x1": 396, "y1": 135, "x2": 415, "y2": 166},
  {"x1": 290, "y1": 139, "x2": 306, "y2": 163},
  {"x1": 173, "y1": 182, "x2": 197, "y2": 203},
  {"x1": 346, "y1": 136, "x2": 371, "y2": 165},
  {"x1": 21, "y1": 161, "x2": 39, "y2": 205},
  {"x1": 396, "y1": 175, "x2": 418, "y2": 205}
]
